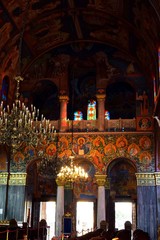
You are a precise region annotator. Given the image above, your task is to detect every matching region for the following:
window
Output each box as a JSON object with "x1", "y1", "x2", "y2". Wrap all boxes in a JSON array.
[
  {"x1": 87, "y1": 100, "x2": 96, "y2": 120},
  {"x1": 74, "y1": 111, "x2": 83, "y2": 120}
]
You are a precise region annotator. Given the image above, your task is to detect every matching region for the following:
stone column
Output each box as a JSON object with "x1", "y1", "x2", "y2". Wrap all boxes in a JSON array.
[
  {"x1": 96, "y1": 91, "x2": 106, "y2": 131},
  {"x1": 59, "y1": 95, "x2": 69, "y2": 132},
  {"x1": 105, "y1": 177, "x2": 111, "y2": 230},
  {"x1": 136, "y1": 173, "x2": 157, "y2": 240},
  {"x1": 55, "y1": 178, "x2": 65, "y2": 237},
  {"x1": 95, "y1": 175, "x2": 106, "y2": 228}
]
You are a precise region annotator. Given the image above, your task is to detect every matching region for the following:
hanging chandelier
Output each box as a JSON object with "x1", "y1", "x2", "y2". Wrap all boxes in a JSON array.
[
  {"x1": 57, "y1": 155, "x2": 88, "y2": 183},
  {"x1": 0, "y1": 1, "x2": 56, "y2": 154},
  {"x1": 57, "y1": 67, "x2": 88, "y2": 183},
  {"x1": 0, "y1": 76, "x2": 56, "y2": 153}
]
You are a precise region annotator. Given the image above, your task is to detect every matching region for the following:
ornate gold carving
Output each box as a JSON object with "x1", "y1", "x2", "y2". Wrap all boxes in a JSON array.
[
  {"x1": 56, "y1": 178, "x2": 65, "y2": 186},
  {"x1": 9, "y1": 173, "x2": 27, "y2": 185},
  {"x1": 64, "y1": 212, "x2": 72, "y2": 217},
  {"x1": 0, "y1": 220, "x2": 9, "y2": 225},
  {"x1": 0, "y1": 173, "x2": 8, "y2": 185},
  {"x1": 155, "y1": 172, "x2": 160, "y2": 186},
  {"x1": 135, "y1": 173, "x2": 155, "y2": 186},
  {"x1": 95, "y1": 174, "x2": 106, "y2": 186}
]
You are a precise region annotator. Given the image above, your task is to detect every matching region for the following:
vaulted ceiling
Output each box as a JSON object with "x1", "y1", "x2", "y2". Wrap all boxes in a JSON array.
[{"x1": 0, "y1": 0, "x2": 160, "y2": 119}]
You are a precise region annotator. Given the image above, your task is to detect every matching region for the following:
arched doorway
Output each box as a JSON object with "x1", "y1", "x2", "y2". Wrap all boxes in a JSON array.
[
  {"x1": 107, "y1": 157, "x2": 137, "y2": 232},
  {"x1": 26, "y1": 158, "x2": 57, "y2": 231},
  {"x1": 68, "y1": 158, "x2": 97, "y2": 235}
]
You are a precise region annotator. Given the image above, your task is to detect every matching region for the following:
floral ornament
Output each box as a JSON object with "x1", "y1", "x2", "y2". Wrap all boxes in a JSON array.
[
  {"x1": 128, "y1": 143, "x2": 140, "y2": 156},
  {"x1": 116, "y1": 136, "x2": 128, "y2": 149},
  {"x1": 104, "y1": 143, "x2": 116, "y2": 155},
  {"x1": 46, "y1": 143, "x2": 56, "y2": 156},
  {"x1": 139, "y1": 136, "x2": 151, "y2": 150},
  {"x1": 14, "y1": 152, "x2": 25, "y2": 163}
]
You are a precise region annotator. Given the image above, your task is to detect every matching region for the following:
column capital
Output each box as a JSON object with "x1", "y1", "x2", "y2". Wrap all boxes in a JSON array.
[
  {"x1": 155, "y1": 172, "x2": 160, "y2": 185},
  {"x1": 59, "y1": 95, "x2": 69, "y2": 102},
  {"x1": 0, "y1": 172, "x2": 8, "y2": 185},
  {"x1": 135, "y1": 173, "x2": 155, "y2": 186},
  {"x1": 9, "y1": 173, "x2": 27, "y2": 185},
  {"x1": 96, "y1": 93, "x2": 106, "y2": 101},
  {"x1": 95, "y1": 174, "x2": 107, "y2": 186},
  {"x1": 56, "y1": 178, "x2": 65, "y2": 186}
]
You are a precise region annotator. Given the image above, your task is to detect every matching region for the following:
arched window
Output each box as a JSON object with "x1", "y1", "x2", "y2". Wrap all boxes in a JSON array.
[
  {"x1": 1, "y1": 76, "x2": 9, "y2": 105},
  {"x1": 105, "y1": 110, "x2": 110, "y2": 120},
  {"x1": 87, "y1": 100, "x2": 96, "y2": 120}
]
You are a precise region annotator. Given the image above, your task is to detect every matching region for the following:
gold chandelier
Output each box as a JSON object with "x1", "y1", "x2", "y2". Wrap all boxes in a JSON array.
[
  {"x1": 0, "y1": 76, "x2": 56, "y2": 153},
  {"x1": 57, "y1": 156, "x2": 88, "y2": 183}
]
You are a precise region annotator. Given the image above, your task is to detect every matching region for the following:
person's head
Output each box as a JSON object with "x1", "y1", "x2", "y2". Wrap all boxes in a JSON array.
[
  {"x1": 124, "y1": 221, "x2": 132, "y2": 230},
  {"x1": 39, "y1": 219, "x2": 47, "y2": 227},
  {"x1": 9, "y1": 218, "x2": 18, "y2": 227}
]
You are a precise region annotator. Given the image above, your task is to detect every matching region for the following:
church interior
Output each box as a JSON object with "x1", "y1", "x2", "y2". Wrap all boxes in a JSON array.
[{"x1": 0, "y1": 0, "x2": 160, "y2": 240}]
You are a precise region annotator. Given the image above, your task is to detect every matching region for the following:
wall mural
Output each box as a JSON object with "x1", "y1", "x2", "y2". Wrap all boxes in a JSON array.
[
  {"x1": 109, "y1": 160, "x2": 137, "y2": 199},
  {"x1": 8, "y1": 133, "x2": 154, "y2": 174},
  {"x1": 73, "y1": 160, "x2": 97, "y2": 199},
  {"x1": 26, "y1": 162, "x2": 57, "y2": 198},
  {"x1": 0, "y1": 132, "x2": 152, "y2": 198},
  {"x1": 0, "y1": 145, "x2": 7, "y2": 171}
]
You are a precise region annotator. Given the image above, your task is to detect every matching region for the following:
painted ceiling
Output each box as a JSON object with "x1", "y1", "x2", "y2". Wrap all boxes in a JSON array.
[{"x1": 0, "y1": 0, "x2": 160, "y2": 119}]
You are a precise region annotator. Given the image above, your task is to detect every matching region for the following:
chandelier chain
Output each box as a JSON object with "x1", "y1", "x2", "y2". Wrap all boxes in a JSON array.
[{"x1": 18, "y1": 0, "x2": 30, "y2": 76}]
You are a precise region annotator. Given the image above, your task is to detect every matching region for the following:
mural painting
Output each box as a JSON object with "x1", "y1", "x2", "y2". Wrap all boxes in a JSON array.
[
  {"x1": 0, "y1": 146, "x2": 7, "y2": 171},
  {"x1": 0, "y1": 130, "x2": 154, "y2": 199},
  {"x1": 8, "y1": 133, "x2": 154, "y2": 175},
  {"x1": 109, "y1": 160, "x2": 137, "y2": 199},
  {"x1": 73, "y1": 160, "x2": 97, "y2": 199},
  {"x1": 136, "y1": 117, "x2": 153, "y2": 131}
]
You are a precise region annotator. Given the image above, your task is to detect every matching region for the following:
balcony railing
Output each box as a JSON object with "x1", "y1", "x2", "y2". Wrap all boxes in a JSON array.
[{"x1": 51, "y1": 118, "x2": 137, "y2": 132}]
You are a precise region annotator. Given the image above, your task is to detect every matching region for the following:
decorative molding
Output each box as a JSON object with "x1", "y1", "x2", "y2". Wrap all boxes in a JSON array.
[
  {"x1": 9, "y1": 173, "x2": 27, "y2": 186},
  {"x1": 0, "y1": 172, "x2": 8, "y2": 185},
  {"x1": 135, "y1": 173, "x2": 155, "y2": 186},
  {"x1": 0, "y1": 220, "x2": 9, "y2": 225},
  {"x1": 155, "y1": 172, "x2": 160, "y2": 186},
  {"x1": 95, "y1": 174, "x2": 107, "y2": 186}
]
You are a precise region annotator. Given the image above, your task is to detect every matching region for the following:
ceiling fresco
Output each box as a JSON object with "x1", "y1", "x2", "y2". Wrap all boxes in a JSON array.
[{"x1": 0, "y1": 0, "x2": 160, "y2": 118}]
